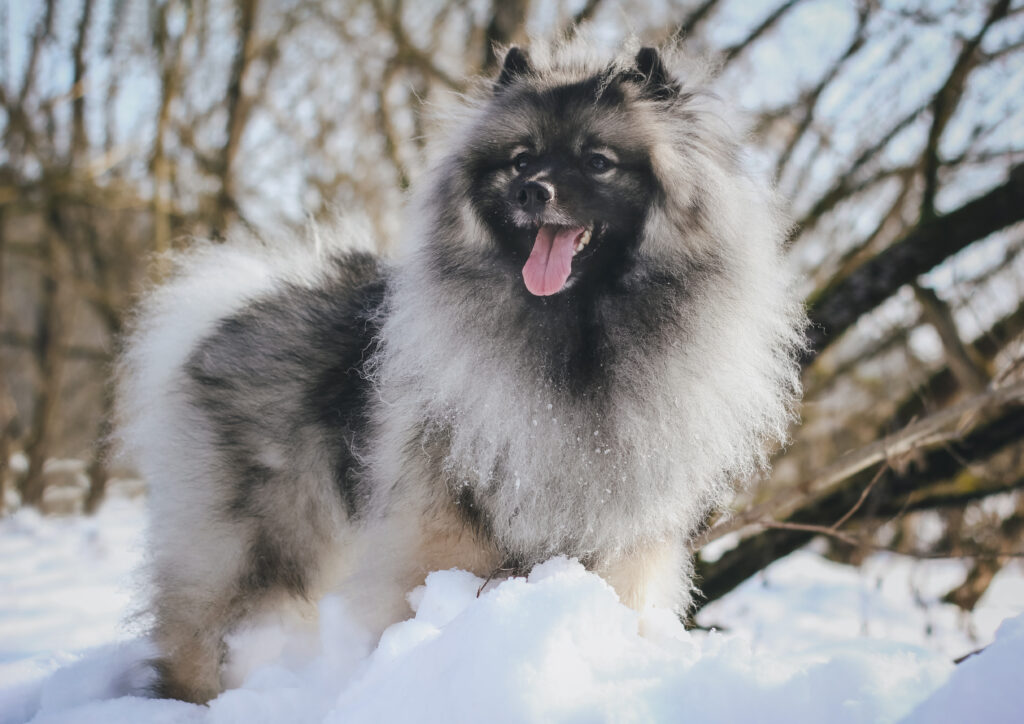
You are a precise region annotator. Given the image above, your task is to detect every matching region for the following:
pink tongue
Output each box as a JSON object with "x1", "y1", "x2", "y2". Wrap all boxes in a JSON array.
[{"x1": 522, "y1": 225, "x2": 583, "y2": 296}]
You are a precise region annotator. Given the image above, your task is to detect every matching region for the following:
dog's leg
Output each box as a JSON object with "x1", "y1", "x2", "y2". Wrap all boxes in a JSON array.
[
  {"x1": 338, "y1": 496, "x2": 503, "y2": 634},
  {"x1": 150, "y1": 576, "x2": 243, "y2": 703},
  {"x1": 152, "y1": 614, "x2": 230, "y2": 702},
  {"x1": 148, "y1": 516, "x2": 331, "y2": 702},
  {"x1": 595, "y1": 535, "x2": 689, "y2": 613}
]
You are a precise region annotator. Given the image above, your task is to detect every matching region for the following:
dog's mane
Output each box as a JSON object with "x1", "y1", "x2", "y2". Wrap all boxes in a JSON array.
[{"x1": 368, "y1": 40, "x2": 806, "y2": 562}]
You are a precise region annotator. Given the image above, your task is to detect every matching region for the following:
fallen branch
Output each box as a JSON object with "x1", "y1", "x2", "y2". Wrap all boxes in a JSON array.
[
  {"x1": 695, "y1": 379, "x2": 1024, "y2": 549},
  {"x1": 693, "y1": 397, "x2": 1024, "y2": 609},
  {"x1": 761, "y1": 520, "x2": 1024, "y2": 560}
]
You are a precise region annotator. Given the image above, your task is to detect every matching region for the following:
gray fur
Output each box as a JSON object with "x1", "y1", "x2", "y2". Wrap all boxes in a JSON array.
[{"x1": 117, "y1": 40, "x2": 804, "y2": 703}]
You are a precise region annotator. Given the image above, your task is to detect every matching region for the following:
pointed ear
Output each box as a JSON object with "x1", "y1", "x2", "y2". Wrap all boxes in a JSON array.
[
  {"x1": 496, "y1": 47, "x2": 531, "y2": 89},
  {"x1": 624, "y1": 47, "x2": 680, "y2": 101}
]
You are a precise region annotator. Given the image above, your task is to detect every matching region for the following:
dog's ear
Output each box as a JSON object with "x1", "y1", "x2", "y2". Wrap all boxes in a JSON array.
[
  {"x1": 496, "y1": 47, "x2": 531, "y2": 90},
  {"x1": 621, "y1": 47, "x2": 680, "y2": 101}
]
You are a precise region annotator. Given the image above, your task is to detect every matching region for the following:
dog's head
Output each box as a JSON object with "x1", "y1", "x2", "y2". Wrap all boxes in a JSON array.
[{"x1": 450, "y1": 46, "x2": 686, "y2": 297}]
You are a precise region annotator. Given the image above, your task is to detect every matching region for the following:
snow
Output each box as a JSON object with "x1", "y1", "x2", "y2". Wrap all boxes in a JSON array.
[
  {"x1": 698, "y1": 545, "x2": 1024, "y2": 657},
  {"x1": 903, "y1": 615, "x2": 1024, "y2": 724},
  {"x1": 1, "y1": 496, "x2": 1023, "y2": 723}
]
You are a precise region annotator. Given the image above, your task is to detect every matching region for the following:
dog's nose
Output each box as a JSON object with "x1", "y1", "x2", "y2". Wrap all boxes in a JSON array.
[{"x1": 516, "y1": 181, "x2": 554, "y2": 212}]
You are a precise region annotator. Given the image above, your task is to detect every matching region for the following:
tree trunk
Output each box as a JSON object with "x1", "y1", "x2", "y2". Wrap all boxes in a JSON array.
[{"x1": 19, "y1": 207, "x2": 67, "y2": 507}]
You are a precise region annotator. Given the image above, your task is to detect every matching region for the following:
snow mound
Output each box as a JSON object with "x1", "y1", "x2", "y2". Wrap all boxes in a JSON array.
[
  {"x1": 903, "y1": 614, "x2": 1024, "y2": 724},
  {"x1": 6, "y1": 555, "x2": 1023, "y2": 723}
]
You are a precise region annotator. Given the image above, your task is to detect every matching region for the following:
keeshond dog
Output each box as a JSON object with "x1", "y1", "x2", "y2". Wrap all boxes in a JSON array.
[{"x1": 117, "y1": 41, "x2": 804, "y2": 702}]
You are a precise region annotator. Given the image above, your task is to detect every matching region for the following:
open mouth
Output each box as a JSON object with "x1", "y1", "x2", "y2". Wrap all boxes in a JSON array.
[{"x1": 521, "y1": 223, "x2": 594, "y2": 296}]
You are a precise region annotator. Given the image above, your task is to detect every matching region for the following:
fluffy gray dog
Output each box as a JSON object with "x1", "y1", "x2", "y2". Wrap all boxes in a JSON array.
[{"x1": 117, "y1": 41, "x2": 804, "y2": 702}]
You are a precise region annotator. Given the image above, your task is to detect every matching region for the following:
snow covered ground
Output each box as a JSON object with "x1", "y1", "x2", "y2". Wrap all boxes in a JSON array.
[{"x1": 1, "y1": 494, "x2": 1022, "y2": 723}]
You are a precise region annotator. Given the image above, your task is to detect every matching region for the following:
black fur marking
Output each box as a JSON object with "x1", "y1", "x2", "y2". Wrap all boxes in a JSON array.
[
  {"x1": 150, "y1": 648, "x2": 226, "y2": 703},
  {"x1": 416, "y1": 422, "x2": 500, "y2": 543},
  {"x1": 496, "y1": 46, "x2": 531, "y2": 89},
  {"x1": 452, "y1": 483, "x2": 494, "y2": 541},
  {"x1": 149, "y1": 658, "x2": 181, "y2": 700},
  {"x1": 242, "y1": 530, "x2": 310, "y2": 596},
  {"x1": 622, "y1": 47, "x2": 681, "y2": 101},
  {"x1": 303, "y1": 275, "x2": 388, "y2": 519},
  {"x1": 185, "y1": 251, "x2": 387, "y2": 524}
]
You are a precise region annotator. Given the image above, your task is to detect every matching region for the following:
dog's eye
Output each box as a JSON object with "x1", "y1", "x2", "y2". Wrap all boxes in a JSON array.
[
  {"x1": 513, "y1": 153, "x2": 531, "y2": 172},
  {"x1": 587, "y1": 153, "x2": 612, "y2": 172}
]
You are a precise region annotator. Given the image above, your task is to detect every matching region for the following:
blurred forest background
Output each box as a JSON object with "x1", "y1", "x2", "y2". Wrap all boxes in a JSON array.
[{"x1": 1, "y1": 0, "x2": 1022, "y2": 616}]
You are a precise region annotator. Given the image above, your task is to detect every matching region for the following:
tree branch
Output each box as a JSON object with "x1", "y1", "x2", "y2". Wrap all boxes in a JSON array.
[
  {"x1": 794, "y1": 104, "x2": 927, "y2": 233},
  {"x1": 571, "y1": 0, "x2": 602, "y2": 28},
  {"x1": 775, "y1": 2, "x2": 870, "y2": 180},
  {"x1": 920, "y1": 0, "x2": 1011, "y2": 218},
  {"x1": 722, "y1": 0, "x2": 802, "y2": 64},
  {"x1": 481, "y1": 0, "x2": 527, "y2": 72},
  {"x1": 70, "y1": 0, "x2": 95, "y2": 165},
  {"x1": 695, "y1": 379, "x2": 1024, "y2": 549},
  {"x1": 912, "y1": 283, "x2": 990, "y2": 394},
  {"x1": 0, "y1": 330, "x2": 110, "y2": 362},
  {"x1": 669, "y1": 0, "x2": 720, "y2": 43},
  {"x1": 803, "y1": 164, "x2": 1024, "y2": 365},
  {"x1": 216, "y1": 0, "x2": 260, "y2": 232},
  {"x1": 694, "y1": 399, "x2": 1024, "y2": 609}
]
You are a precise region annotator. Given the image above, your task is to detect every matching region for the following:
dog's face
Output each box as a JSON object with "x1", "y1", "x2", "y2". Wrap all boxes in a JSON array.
[{"x1": 461, "y1": 48, "x2": 677, "y2": 297}]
